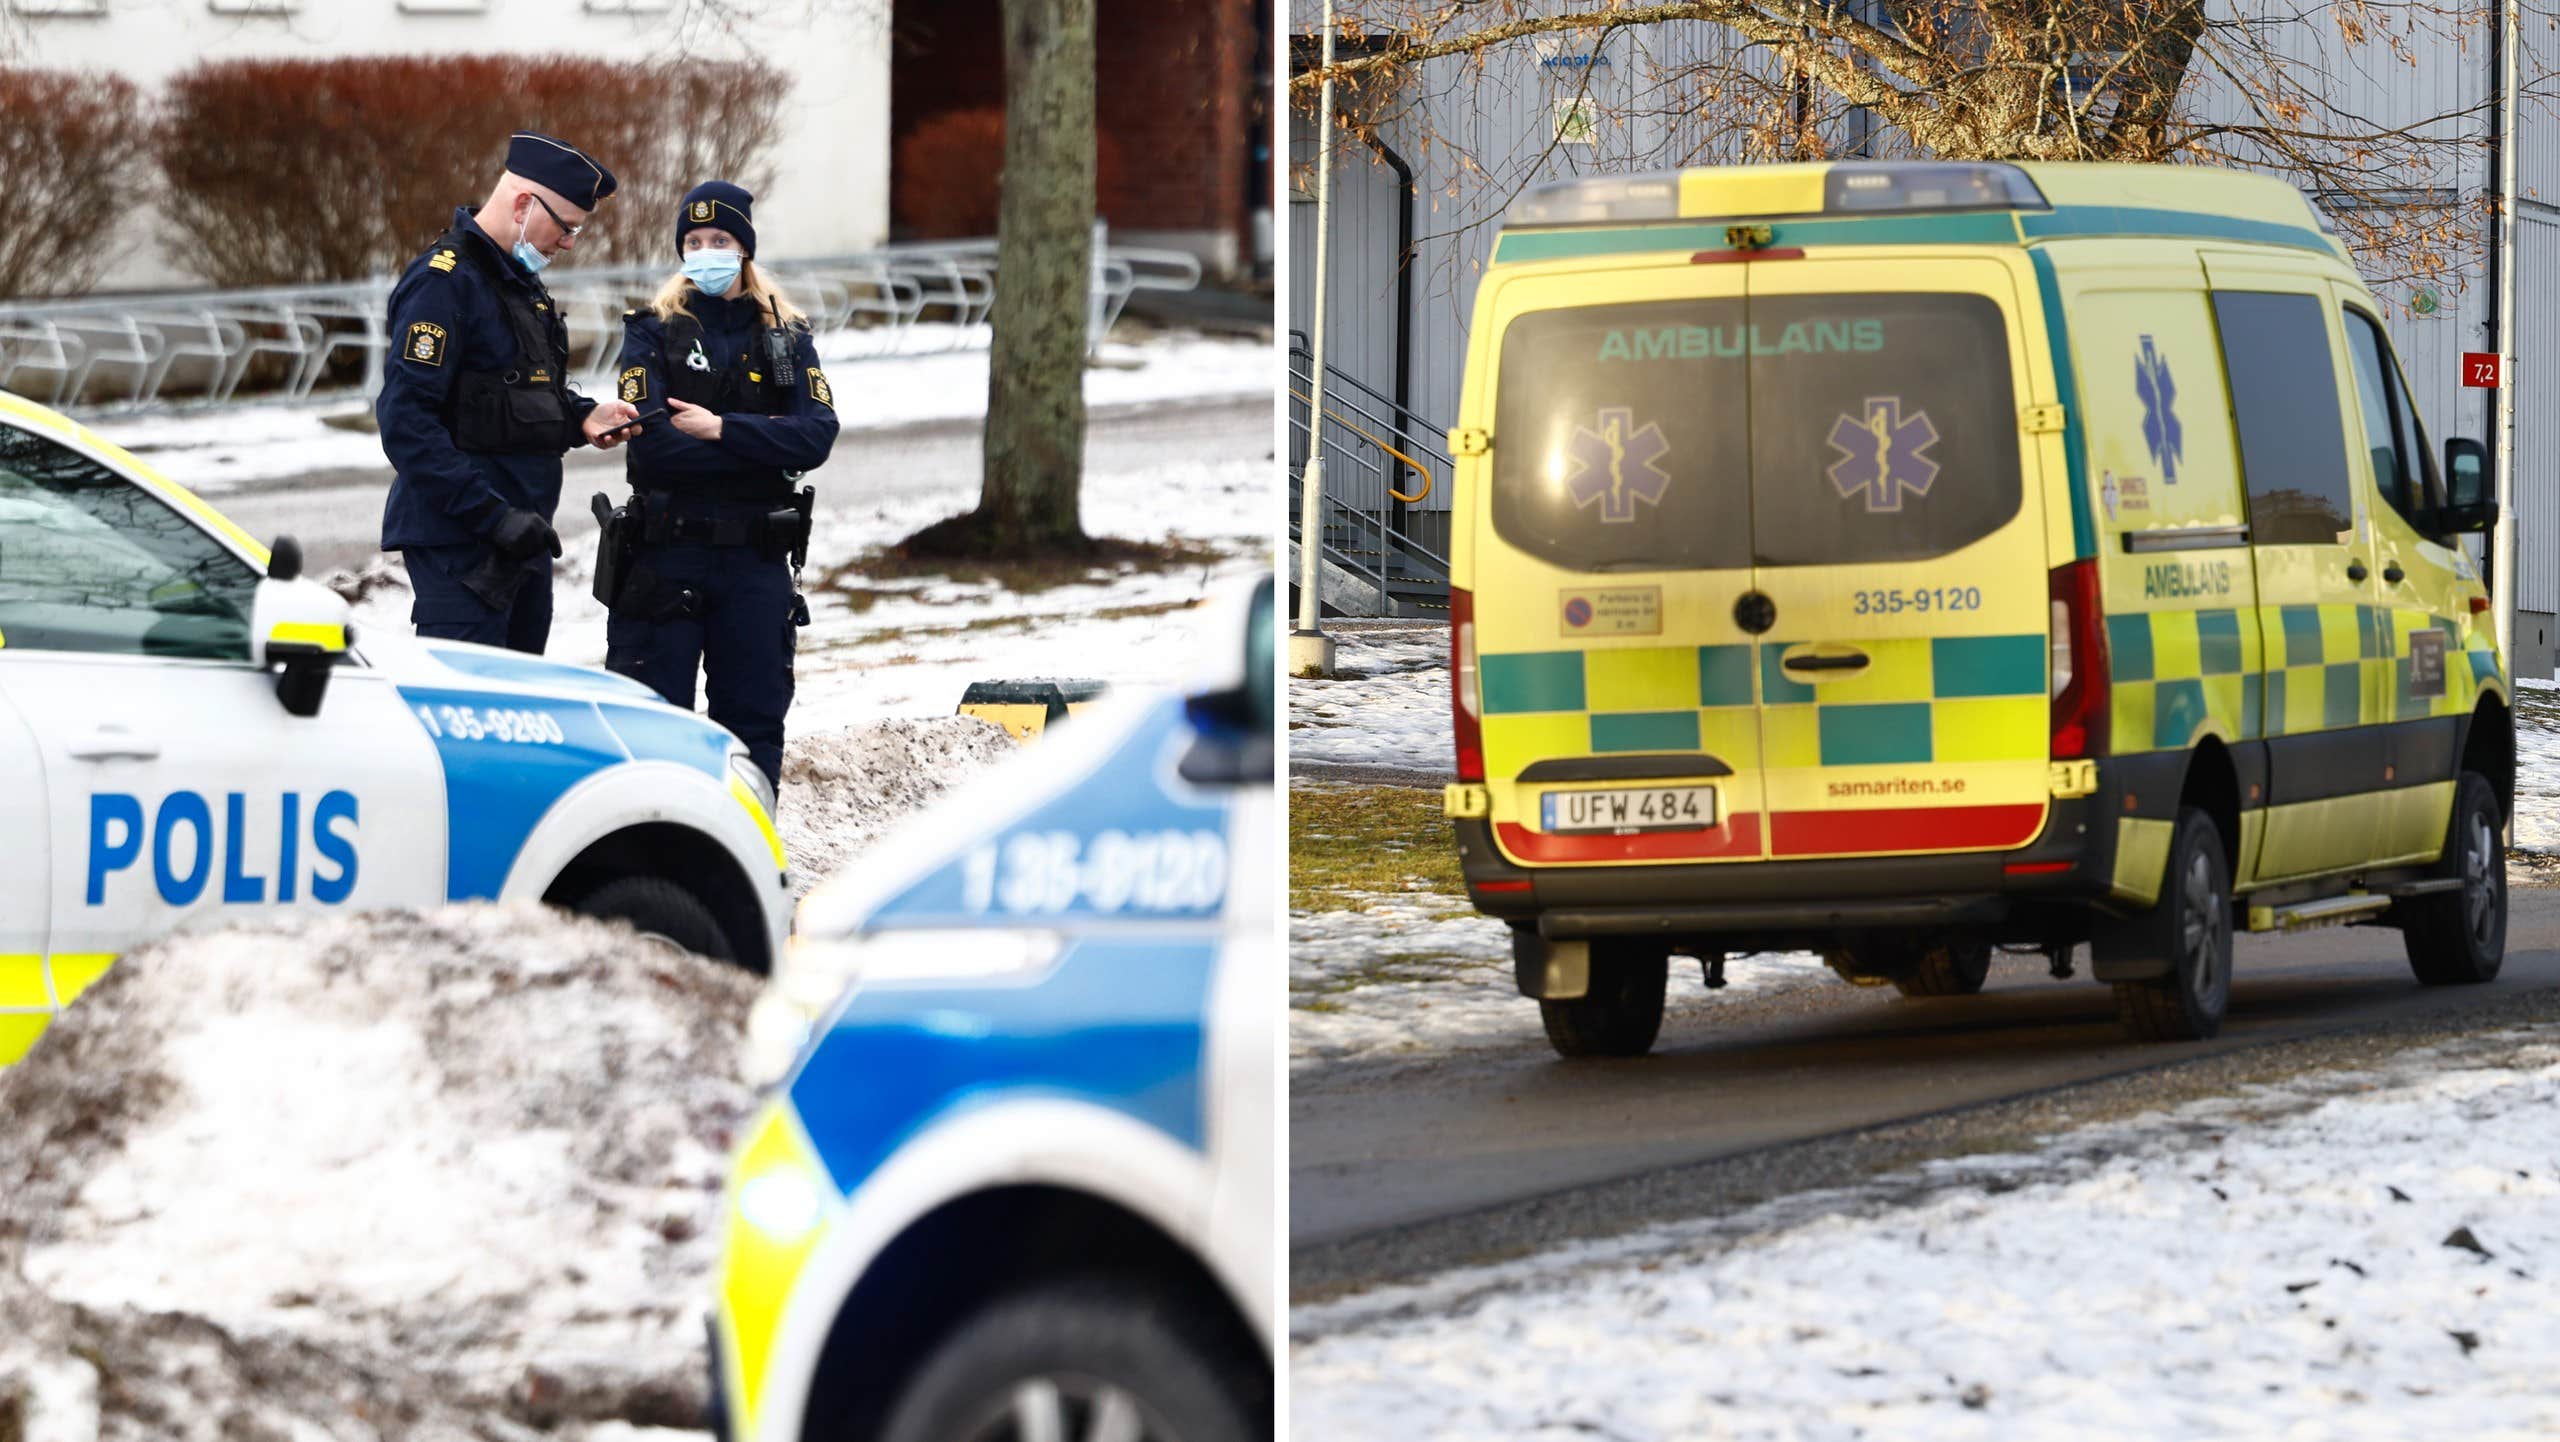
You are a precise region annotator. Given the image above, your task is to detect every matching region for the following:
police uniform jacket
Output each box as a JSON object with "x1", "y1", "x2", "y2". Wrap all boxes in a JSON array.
[
  {"x1": 378, "y1": 208, "x2": 597, "y2": 551},
  {"x1": 617, "y1": 289, "x2": 838, "y2": 513}
]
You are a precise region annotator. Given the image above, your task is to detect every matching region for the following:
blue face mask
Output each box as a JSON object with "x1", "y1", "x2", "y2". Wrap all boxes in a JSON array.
[
  {"x1": 683, "y1": 249, "x2": 743, "y2": 296},
  {"x1": 511, "y1": 202, "x2": 551, "y2": 275}
]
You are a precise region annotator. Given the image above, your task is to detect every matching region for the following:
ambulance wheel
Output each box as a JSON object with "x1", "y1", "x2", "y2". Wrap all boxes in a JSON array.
[
  {"x1": 878, "y1": 1279, "x2": 1265, "y2": 1442},
  {"x1": 568, "y1": 876, "x2": 734, "y2": 963},
  {"x1": 1538, "y1": 943, "x2": 1668, "y2": 1059},
  {"x1": 1892, "y1": 937, "x2": 1993, "y2": 998},
  {"x1": 2402, "y1": 771, "x2": 2506, "y2": 987},
  {"x1": 2108, "y1": 807, "x2": 2232, "y2": 1043}
]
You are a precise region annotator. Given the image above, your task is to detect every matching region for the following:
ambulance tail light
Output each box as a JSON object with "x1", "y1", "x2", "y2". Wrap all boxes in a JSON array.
[
  {"x1": 1452, "y1": 586, "x2": 1485, "y2": 783},
  {"x1": 2049, "y1": 559, "x2": 2109, "y2": 760}
]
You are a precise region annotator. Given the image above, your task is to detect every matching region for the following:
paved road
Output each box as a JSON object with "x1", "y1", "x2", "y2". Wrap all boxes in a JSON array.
[
  {"x1": 1293, "y1": 885, "x2": 2560, "y2": 1263},
  {"x1": 209, "y1": 394, "x2": 1269, "y2": 574}
]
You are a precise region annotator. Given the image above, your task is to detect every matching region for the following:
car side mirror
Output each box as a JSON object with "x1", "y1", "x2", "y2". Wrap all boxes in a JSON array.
[
  {"x1": 250, "y1": 536, "x2": 352, "y2": 717},
  {"x1": 1177, "y1": 577, "x2": 1276, "y2": 786},
  {"x1": 2438, "y1": 438, "x2": 2497, "y2": 534}
]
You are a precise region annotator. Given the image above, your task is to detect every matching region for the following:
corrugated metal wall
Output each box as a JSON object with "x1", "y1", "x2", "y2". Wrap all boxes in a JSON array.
[{"x1": 1292, "y1": 2, "x2": 2559, "y2": 616}]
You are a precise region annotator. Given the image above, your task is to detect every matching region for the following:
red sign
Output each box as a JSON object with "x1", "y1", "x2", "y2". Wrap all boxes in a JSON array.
[{"x1": 2463, "y1": 352, "x2": 2504, "y2": 388}]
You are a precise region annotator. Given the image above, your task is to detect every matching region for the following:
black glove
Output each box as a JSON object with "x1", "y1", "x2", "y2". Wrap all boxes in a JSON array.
[{"x1": 489, "y1": 508, "x2": 562, "y2": 562}]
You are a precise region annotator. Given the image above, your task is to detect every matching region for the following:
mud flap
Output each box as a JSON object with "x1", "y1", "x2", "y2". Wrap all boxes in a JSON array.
[{"x1": 1513, "y1": 928, "x2": 1590, "y2": 1000}]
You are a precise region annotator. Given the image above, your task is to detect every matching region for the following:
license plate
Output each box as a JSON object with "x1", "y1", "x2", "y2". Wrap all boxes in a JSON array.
[{"x1": 1541, "y1": 785, "x2": 1717, "y2": 834}]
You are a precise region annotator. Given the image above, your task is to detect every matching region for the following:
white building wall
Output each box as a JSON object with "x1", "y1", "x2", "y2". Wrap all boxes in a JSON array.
[{"x1": 3, "y1": 0, "x2": 889, "y2": 290}]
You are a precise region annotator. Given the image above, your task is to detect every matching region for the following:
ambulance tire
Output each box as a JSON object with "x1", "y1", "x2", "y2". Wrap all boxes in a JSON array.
[
  {"x1": 2108, "y1": 807, "x2": 2232, "y2": 1043},
  {"x1": 1892, "y1": 937, "x2": 1994, "y2": 998},
  {"x1": 2401, "y1": 771, "x2": 2506, "y2": 987},
  {"x1": 567, "y1": 876, "x2": 735, "y2": 963},
  {"x1": 878, "y1": 1278, "x2": 1265, "y2": 1442},
  {"x1": 1538, "y1": 944, "x2": 1668, "y2": 1059}
]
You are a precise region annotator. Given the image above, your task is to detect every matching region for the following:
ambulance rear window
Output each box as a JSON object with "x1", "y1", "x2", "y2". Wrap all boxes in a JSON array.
[
  {"x1": 1491, "y1": 298, "x2": 1754, "y2": 572},
  {"x1": 1489, "y1": 292, "x2": 2019, "y2": 571}
]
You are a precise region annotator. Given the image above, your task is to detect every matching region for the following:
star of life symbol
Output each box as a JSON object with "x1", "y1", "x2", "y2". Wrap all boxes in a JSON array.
[
  {"x1": 2137, "y1": 334, "x2": 2182, "y2": 483},
  {"x1": 1824, "y1": 396, "x2": 1940, "y2": 512},
  {"x1": 1563, "y1": 406, "x2": 1672, "y2": 523},
  {"x1": 685, "y1": 339, "x2": 712, "y2": 373}
]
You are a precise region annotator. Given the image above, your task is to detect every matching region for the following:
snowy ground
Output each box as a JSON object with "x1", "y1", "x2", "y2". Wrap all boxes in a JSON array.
[
  {"x1": 1290, "y1": 624, "x2": 1450, "y2": 772},
  {"x1": 1293, "y1": 1022, "x2": 2560, "y2": 1440},
  {"x1": 1291, "y1": 891, "x2": 1833, "y2": 1071},
  {"x1": 94, "y1": 324, "x2": 1271, "y2": 493},
  {"x1": 0, "y1": 905, "x2": 758, "y2": 1441}
]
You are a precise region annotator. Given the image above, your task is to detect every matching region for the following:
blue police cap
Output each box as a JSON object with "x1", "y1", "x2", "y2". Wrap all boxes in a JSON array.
[
  {"x1": 506, "y1": 131, "x2": 618, "y2": 210},
  {"x1": 676, "y1": 180, "x2": 758, "y2": 259}
]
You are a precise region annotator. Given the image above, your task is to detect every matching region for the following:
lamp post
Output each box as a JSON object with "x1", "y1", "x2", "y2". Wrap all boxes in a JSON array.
[{"x1": 1289, "y1": 0, "x2": 1339, "y2": 678}]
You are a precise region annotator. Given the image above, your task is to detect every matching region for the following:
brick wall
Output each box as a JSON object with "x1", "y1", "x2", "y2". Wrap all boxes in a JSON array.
[{"x1": 891, "y1": 0, "x2": 1257, "y2": 256}]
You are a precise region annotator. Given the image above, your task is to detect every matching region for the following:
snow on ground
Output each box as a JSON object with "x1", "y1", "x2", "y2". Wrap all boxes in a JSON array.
[
  {"x1": 0, "y1": 905, "x2": 760, "y2": 1440},
  {"x1": 1290, "y1": 625, "x2": 1451, "y2": 772},
  {"x1": 1292, "y1": 890, "x2": 1833, "y2": 1071},
  {"x1": 776, "y1": 716, "x2": 1019, "y2": 896},
  {"x1": 1294, "y1": 1024, "x2": 2560, "y2": 1441},
  {"x1": 98, "y1": 325, "x2": 1269, "y2": 494},
  {"x1": 2509, "y1": 684, "x2": 2560, "y2": 855}
]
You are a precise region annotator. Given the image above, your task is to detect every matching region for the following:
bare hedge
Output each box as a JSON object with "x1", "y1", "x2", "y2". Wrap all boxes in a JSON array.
[
  {"x1": 0, "y1": 70, "x2": 154, "y2": 298},
  {"x1": 154, "y1": 55, "x2": 789, "y2": 288}
]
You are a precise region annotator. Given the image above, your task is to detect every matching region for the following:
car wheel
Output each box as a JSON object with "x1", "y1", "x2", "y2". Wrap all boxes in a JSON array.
[
  {"x1": 878, "y1": 1280, "x2": 1266, "y2": 1442},
  {"x1": 1891, "y1": 936, "x2": 1993, "y2": 998},
  {"x1": 2109, "y1": 807, "x2": 2232, "y2": 1042},
  {"x1": 567, "y1": 876, "x2": 734, "y2": 963},
  {"x1": 2402, "y1": 771, "x2": 2506, "y2": 987},
  {"x1": 1538, "y1": 942, "x2": 1668, "y2": 1059}
]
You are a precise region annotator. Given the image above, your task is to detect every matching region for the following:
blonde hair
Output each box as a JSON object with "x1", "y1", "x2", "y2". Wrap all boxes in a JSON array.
[{"x1": 648, "y1": 258, "x2": 808, "y2": 330}]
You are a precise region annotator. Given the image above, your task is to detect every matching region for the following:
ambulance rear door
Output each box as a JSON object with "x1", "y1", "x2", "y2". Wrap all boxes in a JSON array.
[{"x1": 1741, "y1": 254, "x2": 2054, "y2": 860}]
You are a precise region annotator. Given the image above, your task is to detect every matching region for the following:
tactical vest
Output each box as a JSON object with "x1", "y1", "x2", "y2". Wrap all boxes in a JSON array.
[
  {"x1": 433, "y1": 224, "x2": 577, "y2": 456},
  {"x1": 631, "y1": 309, "x2": 799, "y2": 502}
]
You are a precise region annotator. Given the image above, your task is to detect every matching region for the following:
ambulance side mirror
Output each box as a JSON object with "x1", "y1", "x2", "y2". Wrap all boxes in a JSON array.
[
  {"x1": 2439, "y1": 438, "x2": 2496, "y2": 535},
  {"x1": 250, "y1": 539, "x2": 354, "y2": 717}
]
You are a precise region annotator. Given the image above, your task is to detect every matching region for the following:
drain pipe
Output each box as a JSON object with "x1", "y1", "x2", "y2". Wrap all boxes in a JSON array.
[
  {"x1": 1291, "y1": 0, "x2": 1340, "y2": 677},
  {"x1": 1364, "y1": 130, "x2": 1416, "y2": 529},
  {"x1": 2494, "y1": 0, "x2": 2520, "y2": 665}
]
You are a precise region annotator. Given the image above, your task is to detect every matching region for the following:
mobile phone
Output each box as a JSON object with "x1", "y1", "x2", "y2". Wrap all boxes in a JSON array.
[{"x1": 599, "y1": 406, "x2": 665, "y2": 441}]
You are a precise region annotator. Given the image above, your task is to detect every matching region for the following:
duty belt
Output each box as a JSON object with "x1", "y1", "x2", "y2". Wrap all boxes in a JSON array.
[{"x1": 639, "y1": 510, "x2": 771, "y2": 547}]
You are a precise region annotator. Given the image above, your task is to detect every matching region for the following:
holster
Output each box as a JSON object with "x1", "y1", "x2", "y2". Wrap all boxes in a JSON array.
[{"x1": 591, "y1": 492, "x2": 632, "y2": 608}]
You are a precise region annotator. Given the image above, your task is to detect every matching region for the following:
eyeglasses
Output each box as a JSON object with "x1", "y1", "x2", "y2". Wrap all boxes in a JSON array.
[{"x1": 530, "y1": 192, "x2": 588, "y2": 240}]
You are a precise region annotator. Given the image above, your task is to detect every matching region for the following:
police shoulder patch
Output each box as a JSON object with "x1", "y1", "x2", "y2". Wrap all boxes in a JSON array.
[
  {"x1": 620, "y1": 366, "x2": 648, "y2": 404},
  {"x1": 807, "y1": 367, "x2": 833, "y2": 408},
  {"x1": 427, "y1": 248, "x2": 458, "y2": 274},
  {"x1": 405, "y1": 320, "x2": 448, "y2": 367}
]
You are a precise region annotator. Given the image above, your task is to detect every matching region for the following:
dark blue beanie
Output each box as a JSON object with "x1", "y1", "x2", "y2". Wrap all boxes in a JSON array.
[{"x1": 677, "y1": 180, "x2": 757, "y2": 260}]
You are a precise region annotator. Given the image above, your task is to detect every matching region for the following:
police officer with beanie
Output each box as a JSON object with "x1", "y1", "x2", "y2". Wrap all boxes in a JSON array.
[
  {"x1": 379, "y1": 131, "x2": 640, "y2": 653},
  {"x1": 600, "y1": 180, "x2": 837, "y2": 788}
]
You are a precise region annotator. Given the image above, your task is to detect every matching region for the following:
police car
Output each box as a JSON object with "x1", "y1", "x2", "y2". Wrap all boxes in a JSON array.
[
  {"x1": 0, "y1": 389, "x2": 792, "y2": 1064},
  {"x1": 1442, "y1": 160, "x2": 2512, "y2": 1052},
  {"x1": 712, "y1": 578, "x2": 1274, "y2": 1442}
]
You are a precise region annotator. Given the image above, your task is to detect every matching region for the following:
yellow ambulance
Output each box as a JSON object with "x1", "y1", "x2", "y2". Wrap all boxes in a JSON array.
[{"x1": 1438, "y1": 161, "x2": 2511, "y2": 1053}]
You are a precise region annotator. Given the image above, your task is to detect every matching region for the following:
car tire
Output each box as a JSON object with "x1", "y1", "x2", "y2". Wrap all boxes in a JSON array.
[
  {"x1": 2108, "y1": 806, "x2": 2233, "y2": 1042},
  {"x1": 2401, "y1": 771, "x2": 2506, "y2": 987},
  {"x1": 877, "y1": 1279, "x2": 1267, "y2": 1442},
  {"x1": 1538, "y1": 943, "x2": 1668, "y2": 1059},
  {"x1": 1891, "y1": 936, "x2": 1994, "y2": 998},
  {"x1": 567, "y1": 876, "x2": 734, "y2": 963}
]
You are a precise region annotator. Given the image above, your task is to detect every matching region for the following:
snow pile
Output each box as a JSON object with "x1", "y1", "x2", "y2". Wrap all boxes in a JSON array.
[
  {"x1": 1291, "y1": 892, "x2": 1834, "y2": 1070},
  {"x1": 2510, "y1": 686, "x2": 2560, "y2": 855},
  {"x1": 0, "y1": 905, "x2": 762, "y2": 1440},
  {"x1": 1290, "y1": 628, "x2": 1451, "y2": 772},
  {"x1": 777, "y1": 716, "x2": 1019, "y2": 895},
  {"x1": 1294, "y1": 1027, "x2": 2560, "y2": 1440}
]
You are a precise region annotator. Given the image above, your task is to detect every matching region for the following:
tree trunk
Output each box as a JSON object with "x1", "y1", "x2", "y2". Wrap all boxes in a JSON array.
[{"x1": 908, "y1": 0, "x2": 1097, "y2": 558}]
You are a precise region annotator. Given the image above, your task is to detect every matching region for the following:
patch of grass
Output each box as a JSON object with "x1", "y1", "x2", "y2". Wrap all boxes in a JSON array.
[
  {"x1": 1292, "y1": 783, "x2": 1464, "y2": 911},
  {"x1": 823, "y1": 535, "x2": 1234, "y2": 596}
]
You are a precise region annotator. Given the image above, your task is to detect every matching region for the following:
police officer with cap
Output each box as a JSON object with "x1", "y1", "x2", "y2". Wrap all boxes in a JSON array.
[
  {"x1": 379, "y1": 130, "x2": 641, "y2": 653},
  {"x1": 598, "y1": 180, "x2": 837, "y2": 789}
]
